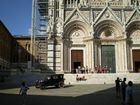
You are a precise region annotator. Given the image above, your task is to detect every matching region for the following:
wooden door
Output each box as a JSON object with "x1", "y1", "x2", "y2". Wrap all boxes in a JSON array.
[{"x1": 71, "y1": 50, "x2": 83, "y2": 73}]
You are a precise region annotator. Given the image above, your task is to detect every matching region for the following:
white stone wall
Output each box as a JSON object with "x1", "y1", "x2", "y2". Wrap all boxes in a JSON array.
[{"x1": 44, "y1": 0, "x2": 140, "y2": 73}]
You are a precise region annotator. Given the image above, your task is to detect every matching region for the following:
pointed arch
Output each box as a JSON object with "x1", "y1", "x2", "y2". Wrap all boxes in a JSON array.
[
  {"x1": 126, "y1": 21, "x2": 140, "y2": 38},
  {"x1": 64, "y1": 20, "x2": 90, "y2": 38},
  {"x1": 94, "y1": 20, "x2": 123, "y2": 38}
]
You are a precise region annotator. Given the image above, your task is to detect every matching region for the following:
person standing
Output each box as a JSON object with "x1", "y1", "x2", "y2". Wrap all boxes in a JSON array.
[
  {"x1": 115, "y1": 77, "x2": 121, "y2": 98},
  {"x1": 125, "y1": 81, "x2": 133, "y2": 105},
  {"x1": 19, "y1": 81, "x2": 29, "y2": 105},
  {"x1": 121, "y1": 78, "x2": 127, "y2": 104}
]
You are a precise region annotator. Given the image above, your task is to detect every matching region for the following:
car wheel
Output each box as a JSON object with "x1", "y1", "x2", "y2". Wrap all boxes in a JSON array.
[
  {"x1": 35, "y1": 83, "x2": 40, "y2": 88},
  {"x1": 58, "y1": 81, "x2": 64, "y2": 88},
  {"x1": 40, "y1": 85, "x2": 46, "y2": 89},
  {"x1": 35, "y1": 85, "x2": 39, "y2": 88}
]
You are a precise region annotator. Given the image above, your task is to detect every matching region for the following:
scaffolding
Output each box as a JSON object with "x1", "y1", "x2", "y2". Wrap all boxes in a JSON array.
[
  {"x1": 31, "y1": 0, "x2": 48, "y2": 69},
  {"x1": 38, "y1": 0, "x2": 48, "y2": 16}
]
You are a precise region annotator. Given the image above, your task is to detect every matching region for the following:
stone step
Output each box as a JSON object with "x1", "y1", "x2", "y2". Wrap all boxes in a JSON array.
[
  {"x1": 2, "y1": 72, "x2": 140, "y2": 86},
  {"x1": 64, "y1": 73, "x2": 140, "y2": 85}
]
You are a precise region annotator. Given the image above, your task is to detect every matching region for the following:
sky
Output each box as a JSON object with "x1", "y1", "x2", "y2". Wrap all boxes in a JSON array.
[{"x1": 0, "y1": 0, "x2": 32, "y2": 36}]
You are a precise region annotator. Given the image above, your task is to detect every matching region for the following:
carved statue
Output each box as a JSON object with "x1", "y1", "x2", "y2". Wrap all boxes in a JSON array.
[
  {"x1": 129, "y1": 0, "x2": 139, "y2": 6},
  {"x1": 47, "y1": 22, "x2": 51, "y2": 33},
  {"x1": 56, "y1": 21, "x2": 63, "y2": 34},
  {"x1": 47, "y1": 20, "x2": 52, "y2": 39},
  {"x1": 60, "y1": 0, "x2": 63, "y2": 4},
  {"x1": 80, "y1": 0, "x2": 88, "y2": 7},
  {"x1": 123, "y1": 0, "x2": 132, "y2": 6},
  {"x1": 135, "y1": 0, "x2": 139, "y2": 6},
  {"x1": 47, "y1": 16, "x2": 54, "y2": 39},
  {"x1": 47, "y1": 16, "x2": 53, "y2": 33}
]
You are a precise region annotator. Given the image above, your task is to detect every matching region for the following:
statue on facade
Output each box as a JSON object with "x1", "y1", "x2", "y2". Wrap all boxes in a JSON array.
[
  {"x1": 56, "y1": 20, "x2": 63, "y2": 34},
  {"x1": 123, "y1": 0, "x2": 133, "y2": 6},
  {"x1": 60, "y1": 0, "x2": 63, "y2": 5},
  {"x1": 79, "y1": 0, "x2": 88, "y2": 7},
  {"x1": 47, "y1": 16, "x2": 53, "y2": 33},
  {"x1": 134, "y1": 0, "x2": 139, "y2": 6},
  {"x1": 47, "y1": 16, "x2": 54, "y2": 39},
  {"x1": 131, "y1": 0, "x2": 139, "y2": 5},
  {"x1": 131, "y1": 0, "x2": 135, "y2": 5},
  {"x1": 47, "y1": 22, "x2": 51, "y2": 33}
]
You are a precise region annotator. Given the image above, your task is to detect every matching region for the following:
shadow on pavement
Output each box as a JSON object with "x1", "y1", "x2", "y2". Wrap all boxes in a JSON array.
[{"x1": 0, "y1": 84, "x2": 140, "y2": 105}]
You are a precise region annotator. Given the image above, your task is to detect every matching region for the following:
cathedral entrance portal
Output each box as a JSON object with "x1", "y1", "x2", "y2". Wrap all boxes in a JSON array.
[
  {"x1": 133, "y1": 50, "x2": 140, "y2": 72},
  {"x1": 71, "y1": 50, "x2": 83, "y2": 73},
  {"x1": 101, "y1": 45, "x2": 116, "y2": 73}
]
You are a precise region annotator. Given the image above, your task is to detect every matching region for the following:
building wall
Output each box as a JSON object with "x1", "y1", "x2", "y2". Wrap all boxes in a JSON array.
[
  {"x1": 43, "y1": 0, "x2": 140, "y2": 73},
  {"x1": 0, "y1": 21, "x2": 14, "y2": 70},
  {"x1": 0, "y1": 21, "x2": 31, "y2": 70},
  {"x1": 14, "y1": 36, "x2": 31, "y2": 69}
]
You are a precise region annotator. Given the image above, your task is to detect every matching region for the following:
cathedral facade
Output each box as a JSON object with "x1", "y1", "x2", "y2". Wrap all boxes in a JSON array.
[{"x1": 35, "y1": 0, "x2": 140, "y2": 74}]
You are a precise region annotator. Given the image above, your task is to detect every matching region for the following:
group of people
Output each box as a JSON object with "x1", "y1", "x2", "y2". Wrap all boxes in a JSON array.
[
  {"x1": 74, "y1": 65, "x2": 111, "y2": 74},
  {"x1": 19, "y1": 77, "x2": 134, "y2": 105},
  {"x1": 75, "y1": 66, "x2": 89, "y2": 74},
  {"x1": 115, "y1": 77, "x2": 133, "y2": 105},
  {"x1": 94, "y1": 65, "x2": 111, "y2": 73},
  {"x1": 76, "y1": 74, "x2": 87, "y2": 81}
]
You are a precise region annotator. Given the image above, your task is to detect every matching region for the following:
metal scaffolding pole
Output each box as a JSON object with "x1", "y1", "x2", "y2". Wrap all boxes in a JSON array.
[
  {"x1": 31, "y1": 0, "x2": 37, "y2": 69},
  {"x1": 31, "y1": 0, "x2": 48, "y2": 70}
]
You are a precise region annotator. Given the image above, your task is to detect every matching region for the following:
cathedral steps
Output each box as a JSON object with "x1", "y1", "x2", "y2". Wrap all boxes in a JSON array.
[
  {"x1": 1, "y1": 70, "x2": 140, "y2": 86},
  {"x1": 64, "y1": 73, "x2": 140, "y2": 85}
]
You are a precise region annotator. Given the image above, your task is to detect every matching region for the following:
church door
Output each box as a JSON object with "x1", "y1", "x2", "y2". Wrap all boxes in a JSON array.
[
  {"x1": 133, "y1": 50, "x2": 140, "y2": 72},
  {"x1": 101, "y1": 45, "x2": 116, "y2": 73},
  {"x1": 71, "y1": 50, "x2": 83, "y2": 73}
]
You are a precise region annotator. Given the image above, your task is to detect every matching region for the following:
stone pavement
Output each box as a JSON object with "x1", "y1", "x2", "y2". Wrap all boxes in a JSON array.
[{"x1": 0, "y1": 84, "x2": 140, "y2": 105}]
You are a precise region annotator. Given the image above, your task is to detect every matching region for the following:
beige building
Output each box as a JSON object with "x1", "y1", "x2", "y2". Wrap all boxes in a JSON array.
[
  {"x1": 0, "y1": 21, "x2": 31, "y2": 71},
  {"x1": 32, "y1": 0, "x2": 140, "y2": 74}
]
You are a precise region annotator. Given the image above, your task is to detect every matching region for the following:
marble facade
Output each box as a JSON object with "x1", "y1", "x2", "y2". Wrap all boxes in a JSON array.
[{"x1": 36, "y1": 0, "x2": 140, "y2": 73}]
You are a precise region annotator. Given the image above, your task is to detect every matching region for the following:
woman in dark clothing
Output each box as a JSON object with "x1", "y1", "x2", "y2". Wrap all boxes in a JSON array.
[{"x1": 115, "y1": 77, "x2": 121, "y2": 97}]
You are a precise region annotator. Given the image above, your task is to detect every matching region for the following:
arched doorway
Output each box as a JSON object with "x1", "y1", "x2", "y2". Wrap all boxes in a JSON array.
[
  {"x1": 101, "y1": 45, "x2": 116, "y2": 73},
  {"x1": 71, "y1": 50, "x2": 83, "y2": 73},
  {"x1": 94, "y1": 20, "x2": 123, "y2": 73},
  {"x1": 127, "y1": 21, "x2": 140, "y2": 72},
  {"x1": 63, "y1": 20, "x2": 91, "y2": 73}
]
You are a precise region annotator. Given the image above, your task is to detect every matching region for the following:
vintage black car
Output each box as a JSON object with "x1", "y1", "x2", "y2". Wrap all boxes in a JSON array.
[{"x1": 35, "y1": 74, "x2": 65, "y2": 89}]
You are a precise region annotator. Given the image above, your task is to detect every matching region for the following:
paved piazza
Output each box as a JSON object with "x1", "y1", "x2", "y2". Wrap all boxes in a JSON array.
[{"x1": 0, "y1": 84, "x2": 140, "y2": 105}]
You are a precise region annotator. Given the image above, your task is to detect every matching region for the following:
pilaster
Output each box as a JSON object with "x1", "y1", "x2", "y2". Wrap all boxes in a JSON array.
[
  {"x1": 117, "y1": 39, "x2": 128, "y2": 73},
  {"x1": 47, "y1": 37, "x2": 55, "y2": 71},
  {"x1": 123, "y1": 40, "x2": 128, "y2": 72}
]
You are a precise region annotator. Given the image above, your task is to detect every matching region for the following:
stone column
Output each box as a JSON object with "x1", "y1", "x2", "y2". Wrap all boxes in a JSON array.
[
  {"x1": 115, "y1": 42, "x2": 119, "y2": 73},
  {"x1": 86, "y1": 41, "x2": 93, "y2": 69},
  {"x1": 116, "y1": 41, "x2": 122, "y2": 73},
  {"x1": 63, "y1": 39, "x2": 70, "y2": 73},
  {"x1": 121, "y1": 41, "x2": 125, "y2": 72},
  {"x1": 123, "y1": 40, "x2": 128, "y2": 72},
  {"x1": 126, "y1": 39, "x2": 133, "y2": 72},
  {"x1": 90, "y1": 41, "x2": 94, "y2": 70},
  {"x1": 55, "y1": 38, "x2": 63, "y2": 73},
  {"x1": 94, "y1": 41, "x2": 99, "y2": 67},
  {"x1": 60, "y1": 39, "x2": 64, "y2": 73},
  {"x1": 47, "y1": 38, "x2": 55, "y2": 71},
  {"x1": 117, "y1": 40, "x2": 128, "y2": 73}
]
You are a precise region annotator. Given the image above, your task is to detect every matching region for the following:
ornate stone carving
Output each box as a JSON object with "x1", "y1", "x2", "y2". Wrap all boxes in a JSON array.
[
  {"x1": 105, "y1": 12, "x2": 110, "y2": 18},
  {"x1": 79, "y1": 0, "x2": 88, "y2": 7},
  {"x1": 100, "y1": 29, "x2": 115, "y2": 39},
  {"x1": 47, "y1": 16, "x2": 54, "y2": 33},
  {"x1": 72, "y1": 31, "x2": 80, "y2": 38},
  {"x1": 56, "y1": 19, "x2": 63, "y2": 34},
  {"x1": 131, "y1": 30, "x2": 140, "y2": 44}
]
